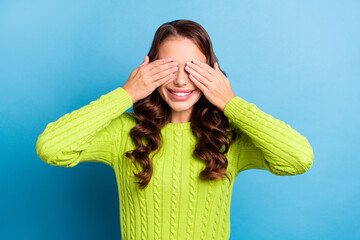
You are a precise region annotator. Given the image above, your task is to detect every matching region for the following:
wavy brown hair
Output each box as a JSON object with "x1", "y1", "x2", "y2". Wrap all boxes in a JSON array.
[{"x1": 125, "y1": 19, "x2": 237, "y2": 190}]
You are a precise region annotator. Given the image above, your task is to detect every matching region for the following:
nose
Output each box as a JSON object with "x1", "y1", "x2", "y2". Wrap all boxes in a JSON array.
[{"x1": 173, "y1": 65, "x2": 190, "y2": 87}]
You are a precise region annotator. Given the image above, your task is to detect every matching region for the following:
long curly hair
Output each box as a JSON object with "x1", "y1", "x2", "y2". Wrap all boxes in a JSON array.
[{"x1": 125, "y1": 19, "x2": 237, "y2": 190}]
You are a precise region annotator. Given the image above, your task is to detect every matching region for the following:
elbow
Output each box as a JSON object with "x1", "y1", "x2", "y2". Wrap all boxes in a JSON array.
[
  {"x1": 266, "y1": 145, "x2": 314, "y2": 176},
  {"x1": 36, "y1": 135, "x2": 48, "y2": 163},
  {"x1": 36, "y1": 137, "x2": 53, "y2": 165},
  {"x1": 36, "y1": 135, "x2": 59, "y2": 166},
  {"x1": 302, "y1": 145, "x2": 315, "y2": 173},
  {"x1": 36, "y1": 137, "x2": 80, "y2": 168},
  {"x1": 293, "y1": 143, "x2": 315, "y2": 175}
]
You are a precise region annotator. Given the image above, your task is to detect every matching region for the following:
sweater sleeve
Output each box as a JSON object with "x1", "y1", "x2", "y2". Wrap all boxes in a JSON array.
[
  {"x1": 35, "y1": 87, "x2": 133, "y2": 168},
  {"x1": 224, "y1": 96, "x2": 314, "y2": 176}
]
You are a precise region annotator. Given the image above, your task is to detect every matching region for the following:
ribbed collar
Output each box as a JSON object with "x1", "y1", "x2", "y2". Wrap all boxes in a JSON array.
[{"x1": 162, "y1": 121, "x2": 192, "y2": 130}]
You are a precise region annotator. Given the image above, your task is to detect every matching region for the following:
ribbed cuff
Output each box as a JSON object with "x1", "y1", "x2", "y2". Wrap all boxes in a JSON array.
[
  {"x1": 223, "y1": 96, "x2": 250, "y2": 120},
  {"x1": 107, "y1": 87, "x2": 133, "y2": 111}
]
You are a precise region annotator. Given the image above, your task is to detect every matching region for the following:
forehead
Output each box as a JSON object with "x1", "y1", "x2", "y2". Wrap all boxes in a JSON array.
[{"x1": 158, "y1": 37, "x2": 206, "y2": 63}]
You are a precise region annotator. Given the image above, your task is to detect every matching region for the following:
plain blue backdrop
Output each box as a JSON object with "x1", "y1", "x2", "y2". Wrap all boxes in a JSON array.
[{"x1": 1, "y1": 0, "x2": 359, "y2": 239}]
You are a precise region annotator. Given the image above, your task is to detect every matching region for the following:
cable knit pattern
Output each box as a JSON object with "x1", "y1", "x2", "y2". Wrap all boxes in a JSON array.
[
  {"x1": 185, "y1": 137, "x2": 197, "y2": 240},
  {"x1": 137, "y1": 185, "x2": 147, "y2": 240},
  {"x1": 212, "y1": 179, "x2": 227, "y2": 239},
  {"x1": 200, "y1": 180, "x2": 215, "y2": 239},
  {"x1": 36, "y1": 88, "x2": 314, "y2": 240},
  {"x1": 170, "y1": 130, "x2": 181, "y2": 239},
  {"x1": 120, "y1": 159, "x2": 128, "y2": 240},
  {"x1": 223, "y1": 96, "x2": 314, "y2": 176},
  {"x1": 127, "y1": 159, "x2": 136, "y2": 240},
  {"x1": 153, "y1": 151, "x2": 162, "y2": 240},
  {"x1": 218, "y1": 180, "x2": 232, "y2": 240}
]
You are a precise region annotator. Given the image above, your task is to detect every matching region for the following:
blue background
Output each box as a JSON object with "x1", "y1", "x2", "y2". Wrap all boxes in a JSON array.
[{"x1": 1, "y1": 0, "x2": 359, "y2": 239}]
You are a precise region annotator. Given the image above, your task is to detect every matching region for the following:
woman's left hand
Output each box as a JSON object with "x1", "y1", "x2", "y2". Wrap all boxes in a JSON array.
[{"x1": 185, "y1": 59, "x2": 236, "y2": 112}]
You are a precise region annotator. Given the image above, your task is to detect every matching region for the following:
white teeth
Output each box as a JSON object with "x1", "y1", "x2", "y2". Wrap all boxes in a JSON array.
[{"x1": 170, "y1": 91, "x2": 192, "y2": 96}]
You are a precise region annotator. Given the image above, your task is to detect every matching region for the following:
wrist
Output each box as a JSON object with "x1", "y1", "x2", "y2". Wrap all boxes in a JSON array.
[
  {"x1": 222, "y1": 95, "x2": 236, "y2": 112},
  {"x1": 122, "y1": 87, "x2": 136, "y2": 104}
]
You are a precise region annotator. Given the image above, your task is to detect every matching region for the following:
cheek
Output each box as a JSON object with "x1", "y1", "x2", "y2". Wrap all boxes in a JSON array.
[
  {"x1": 157, "y1": 87, "x2": 166, "y2": 99},
  {"x1": 192, "y1": 90, "x2": 202, "y2": 101},
  {"x1": 196, "y1": 89, "x2": 202, "y2": 96},
  {"x1": 157, "y1": 86, "x2": 163, "y2": 94}
]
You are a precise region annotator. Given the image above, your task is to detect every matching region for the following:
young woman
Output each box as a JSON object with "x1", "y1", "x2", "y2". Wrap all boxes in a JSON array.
[{"x1": 36, "y1": 19, "x2": 314, "y2": 240}]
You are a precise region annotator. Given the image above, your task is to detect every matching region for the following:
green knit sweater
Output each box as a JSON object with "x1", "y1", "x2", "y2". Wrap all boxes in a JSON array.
[{"x1": 35, "y1": 87, "x2": 314, "y2": 240}]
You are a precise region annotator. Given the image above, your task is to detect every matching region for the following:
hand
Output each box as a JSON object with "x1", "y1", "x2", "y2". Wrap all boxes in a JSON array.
[
  {"x1": 184, "y1": 59, "x2": 236, "y2": 111},
  {"x1": 122, "y1": 56, "x2": 179, "y2": 103}
]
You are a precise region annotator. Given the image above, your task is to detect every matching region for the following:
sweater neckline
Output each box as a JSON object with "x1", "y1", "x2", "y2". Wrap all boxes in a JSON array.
[{"x1": 162, "y1": 121, "x2": 192, "y2": 130}]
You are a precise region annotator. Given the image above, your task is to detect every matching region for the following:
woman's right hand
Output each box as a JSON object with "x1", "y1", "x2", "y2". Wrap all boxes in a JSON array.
[{"x1": 122, "y1": 56, "x2": 178, "y2": 103}]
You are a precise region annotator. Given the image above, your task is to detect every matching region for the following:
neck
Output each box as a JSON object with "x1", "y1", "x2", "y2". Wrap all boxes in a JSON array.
[{"x1": 171, "y1": 108, "x2": 193, "y2": 123}]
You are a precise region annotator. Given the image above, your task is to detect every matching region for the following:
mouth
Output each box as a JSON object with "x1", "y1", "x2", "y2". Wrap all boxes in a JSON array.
[
  {"x1": 167, "y1": 88, "x2": 195, "y2": 100},
  {"x1": 167, "y1": 88, "x2": 195, "y2": 94}
]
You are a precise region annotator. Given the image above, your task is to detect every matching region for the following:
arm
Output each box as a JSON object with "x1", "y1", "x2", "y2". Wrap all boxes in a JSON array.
[
  {"x1": 224, "y1": 96, "x2": 314, "y2": 176},
  {"x1": 35, "y1": 87, "x2": 133, "y2": 168}
]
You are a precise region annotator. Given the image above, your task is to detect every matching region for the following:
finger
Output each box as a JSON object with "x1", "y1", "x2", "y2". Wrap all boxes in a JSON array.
[
  {"x1": 191, "y1": 59, "x2": 217, "y2": 77},
  {"x1": 164, "y1": 73, "x2": 175, "y2": 85},
  {"x1": 139, "y1": 55, "x2": 149, "y2": 66},
  {"x1": 152, "y1": 65, "x2": 178, "y2": 81},
  {"x1": 214, "y1": 62, "x2": 219, "y2": 71},
  {"x1": 154, "y1": 71, "x2": 175, "y2": 88},
  {"x1": 186, "y1": 61, "x2": 215, "y2": 81},
  {"x1": 148, "y1": 57, "x2": 173, "y2": 71},
  {"x1": 150, "y1": 61, "x2": 178, "y2": 76},
  {"x1": 185, "y1": 64, "x2": 208, "y2": 87},
  {"x1": 188, "y1": 73, "x2": 207, "y2": 92},
  {"x1": 214, "y1": 62, "x2": 222, "y2": 73}
]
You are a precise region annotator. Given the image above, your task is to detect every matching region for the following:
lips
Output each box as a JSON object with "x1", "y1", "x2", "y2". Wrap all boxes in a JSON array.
[
  {"x1": 167, "y1": 88, "x2": 195, "y2": 94},
  {"x1": 167, "y1": 88, "x2": 195, "y2": 100}
]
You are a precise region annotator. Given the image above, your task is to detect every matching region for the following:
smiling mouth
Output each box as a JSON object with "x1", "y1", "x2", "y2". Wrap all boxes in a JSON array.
[{"x1": 167, "y1": 89, "x2": 195, "y2": 95}]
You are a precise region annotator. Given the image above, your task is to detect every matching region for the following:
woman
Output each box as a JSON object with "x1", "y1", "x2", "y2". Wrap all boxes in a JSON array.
[{"x1": 36, "y1": 19, "x2": 314, "y2": 240}]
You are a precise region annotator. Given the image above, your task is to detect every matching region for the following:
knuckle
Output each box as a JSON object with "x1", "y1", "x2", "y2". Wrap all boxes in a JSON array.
[
  {"x1": 144, "y1": 80, "x2": 150, "y2": 87},
  {"x1": 167, "y1": 68, "x2": 174, "y2": 75},
  {"x1": 157, "y1": 72, "x2": 165, "y2": 78},
  {"x1": 141, "y1": 74, "x2": 148, "y2": 81},
  {"x1": 163, "y1": 71, "x2": 170, "y2": 78}
]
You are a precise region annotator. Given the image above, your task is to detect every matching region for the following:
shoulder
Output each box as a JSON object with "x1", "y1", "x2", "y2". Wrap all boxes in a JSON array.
[
  {"x1": 118, "y1": 111, "x2": 137, "y2": 129},
  {"x1": 228, "y1": 118, "x2": 257, "y2": 149},
  {"x1": 104, "y1": 111, "x2": 137, "y2": 140},
  {"x1": 228, "y1": 119, "x2": 241, "y2": 134},
  {"x1": 104, "y1": 111, "x2": 137, "y2": 132}
]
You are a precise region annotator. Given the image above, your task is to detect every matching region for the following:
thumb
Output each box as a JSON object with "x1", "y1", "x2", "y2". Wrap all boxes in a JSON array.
[
  {"x1": 214, "y1": 61, "x2": 220, "y2": 71},
  {"x1": 140, "y1": 55, "x2": 149, "y2": 66}
]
